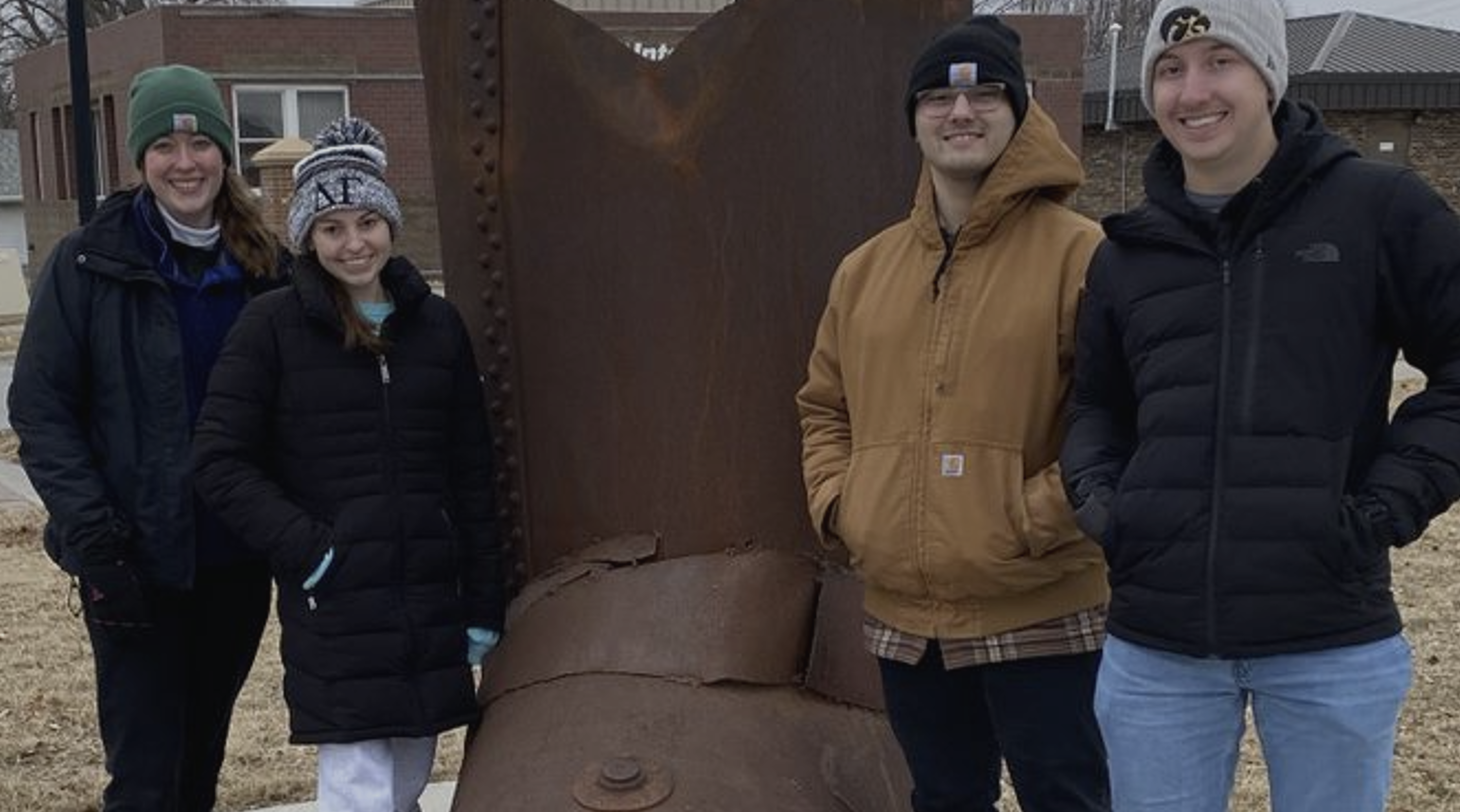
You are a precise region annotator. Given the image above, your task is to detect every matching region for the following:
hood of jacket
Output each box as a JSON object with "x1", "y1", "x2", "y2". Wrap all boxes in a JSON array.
[
  {"x1": 73, "y1": 187, "x2": 289, "y2": 296},
  {"x1": 65, "y1": 188, "x2": 160, "y2": 281},
  {"x1": 908, "y1": 98, "x2": 1085, "y2": 249},
  {"x1": 1105, "y1": 99, "x2": 1358, "y2": 250},
  {"x1": 293, "y1": 253, "x2": 433, "y2": 334}
]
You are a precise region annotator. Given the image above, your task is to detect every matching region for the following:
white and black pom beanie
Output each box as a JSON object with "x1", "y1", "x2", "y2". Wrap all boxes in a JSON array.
[
  {"x1": 1142, "y1": 0, "x2": 1289, "y2": 113},
  {"x1": 288, "y1": 116, "x2": 404, "y2": 250}
]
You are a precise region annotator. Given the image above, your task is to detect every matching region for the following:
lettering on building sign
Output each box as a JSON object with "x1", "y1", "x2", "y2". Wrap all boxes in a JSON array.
[{"x1": 631, "y1": 41, "x2": 674, "y2": 61}]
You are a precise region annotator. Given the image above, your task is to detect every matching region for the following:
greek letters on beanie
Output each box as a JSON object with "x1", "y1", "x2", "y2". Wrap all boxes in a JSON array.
[
  {"x1": 1141, "y1": 0, "x2": 1289, "y2": 114},
  {"x1": 287, "y1": 116, "x2": 405, "y2": 251},
  {"x1": 905, "y1": 16, "x2": 1029, "y2": 134},
  {"x1": 126, "y1": 65, "x2": 235, "y2": 167}
]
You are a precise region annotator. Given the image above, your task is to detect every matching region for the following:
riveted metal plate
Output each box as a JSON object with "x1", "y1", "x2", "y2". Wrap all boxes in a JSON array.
[
  {"x1": 482, "y1": 549, "x2": 819, "y2": 697},
  {"x1": 454, "y1": 674, "x2": 911, "y2": 812},
  {"x1": 420, "y1": 0, "x2": 975, "y2": 576},
  {"x1": 422, "y1": 0, "x2": 1090, "y2": 584}
]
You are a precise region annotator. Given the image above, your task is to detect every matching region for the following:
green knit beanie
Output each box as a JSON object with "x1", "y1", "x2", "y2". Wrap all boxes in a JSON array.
[{"x1": 126, "y1": 65, "x2": 234, "y2": 167}]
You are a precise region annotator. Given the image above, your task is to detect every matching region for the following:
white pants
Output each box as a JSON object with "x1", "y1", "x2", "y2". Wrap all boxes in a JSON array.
[{"x1": 316, "y1": 736, "x2": 438, "y2": 812}]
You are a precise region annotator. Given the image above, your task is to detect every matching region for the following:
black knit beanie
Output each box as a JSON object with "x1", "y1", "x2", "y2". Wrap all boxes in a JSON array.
[{"x1": 905, "y1": 16, "x2": 1029, "y2": 134}]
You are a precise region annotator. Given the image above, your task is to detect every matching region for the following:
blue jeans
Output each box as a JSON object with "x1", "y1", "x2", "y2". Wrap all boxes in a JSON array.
[
  {"x1": 879, "y1": 644, "x2": 1110, "y2": 812},
  {"x1": 1096, "y1": 634, "x2": 1412, "y2": 812}
]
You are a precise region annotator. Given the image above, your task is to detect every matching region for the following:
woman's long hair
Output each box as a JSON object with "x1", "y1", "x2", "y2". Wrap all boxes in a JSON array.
[
  {"x1": 214, "y1": 171, "x2": 283, "y2": 281},
  {"x1": 306, "y1": 248, "x2": 391, "y2": 355}
]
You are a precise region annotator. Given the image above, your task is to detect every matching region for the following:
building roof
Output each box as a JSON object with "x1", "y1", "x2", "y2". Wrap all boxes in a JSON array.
[
  {"x1": 1089, "y1": 12, "x2": 1460, "y2": 93},
  {"x1": 556, "y1": 0, "x2": 733, "y2": 10},
  {"x1": 0, "y1": 131, "x2": 20, "y2": 200},
  {"x1": 358, "y1": 0, "x2": 736, "y2": 9},
  {"x1": 1291, "y1": 12, "x2": 1460, "y2": 74},
  {"x1": 1085, "y1": 11, "x2": 1460, "y2": 124}
]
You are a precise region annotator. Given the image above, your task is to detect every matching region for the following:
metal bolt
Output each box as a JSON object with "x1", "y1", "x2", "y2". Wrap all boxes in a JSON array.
[{"x1": 597, "y1": 757, "x2": 646, "y2": 791}]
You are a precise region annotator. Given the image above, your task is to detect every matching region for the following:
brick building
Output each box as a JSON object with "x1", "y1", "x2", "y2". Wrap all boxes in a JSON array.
[
  {"x1": 1080, "y1": 12, "x2": 1460, "y2": 218},
  {"x1": 13, "y1": 5, "x2": 436, "y2": 272},
  {"x1": 12, "y1": 0, "x2": 1094, "y2": 277},
  {"x1": 13, "y1": 1, "x2": 746, "y2": 275}
]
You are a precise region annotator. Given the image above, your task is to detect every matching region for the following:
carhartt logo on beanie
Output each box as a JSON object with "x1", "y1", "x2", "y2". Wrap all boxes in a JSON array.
[
  {"x1": 905, "y1": 16, "x2": 1029, "y2": 134},
  {"x1": 1141, "y1": 0, "x2": 1289, "y2": 113},
  {"x1": 126, "y1": 65, "x2": 234, "y2": 166},
  {"x1": 287, "y1": 116, "x2": 404, "y2": 250}
]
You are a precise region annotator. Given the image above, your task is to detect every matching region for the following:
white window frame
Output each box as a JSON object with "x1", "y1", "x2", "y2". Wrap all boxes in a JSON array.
[
  {"x1": 91, "y1": 102, "x2": 111, "y2": 198},
  {"x1": 231, "y1": 85, "x2": 350, "y2": 185}
]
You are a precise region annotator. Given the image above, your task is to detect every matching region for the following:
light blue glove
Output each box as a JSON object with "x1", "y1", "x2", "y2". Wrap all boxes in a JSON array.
[
  {"x1": 302, "y1": 547, "x2": 335, "y2": 591},
  {"x1": 467, "y1": 627, "x2": 500, "y2": 666}
]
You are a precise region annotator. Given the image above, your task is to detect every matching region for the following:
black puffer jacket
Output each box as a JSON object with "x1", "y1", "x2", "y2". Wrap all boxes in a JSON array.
[
  {"x1": 1062, "y1": 100, "x2": 1460, "y2": 658},
  {"x1": 192, "y1": 255, "x2": 503, "y2": 744},
  {"x1": 9, "y1": 188, "x2": 284, "y2": 587}
]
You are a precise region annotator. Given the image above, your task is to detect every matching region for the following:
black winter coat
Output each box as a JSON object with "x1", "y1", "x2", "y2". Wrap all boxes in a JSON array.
[
  {"x1": 1062, "y1": 101, "x2": 1460, "y2": 658},
  {"x1": 8, "y1": 188, "x2": 284, "y2": 587},
  {"x1": 192, "y1": 255, "x2": 504, "y2": 744}
]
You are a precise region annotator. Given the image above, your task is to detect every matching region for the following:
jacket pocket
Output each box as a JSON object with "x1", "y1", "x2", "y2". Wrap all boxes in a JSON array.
[
  {"x1": 922, "y1": 443, "x2": 1089, "y2": 600},
  {"x1": 1338, "y1": 495, "x2": 1389, "y2": 578},
  {"x1": 836, "y1": 441, "x2": 918, "y2": 594},
  {"x1": 1018, "y1": 465, "x2": 1085, "y2": 558}
]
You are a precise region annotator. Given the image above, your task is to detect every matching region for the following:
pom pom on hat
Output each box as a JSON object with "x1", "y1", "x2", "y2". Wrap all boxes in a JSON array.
[
  {"x1": 126, "y1": 65, "x2": 234, "y2": 167},
  {"x1": 288, "y1": 116, "x2": 404, "y2": 250}
]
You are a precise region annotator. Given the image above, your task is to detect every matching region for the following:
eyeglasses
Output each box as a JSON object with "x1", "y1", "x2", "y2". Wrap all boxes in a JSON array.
[{"x1": 915, "y1": 83, "x2": 1009, "y2": 117}]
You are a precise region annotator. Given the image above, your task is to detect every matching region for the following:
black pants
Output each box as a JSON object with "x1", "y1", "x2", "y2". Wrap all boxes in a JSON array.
[
  {"x1": 878, "y1": 643, "x2": 1110, "y2": 812},
  {"x1": 86, "y1": 561, "x2": 271, "y2": 812}
]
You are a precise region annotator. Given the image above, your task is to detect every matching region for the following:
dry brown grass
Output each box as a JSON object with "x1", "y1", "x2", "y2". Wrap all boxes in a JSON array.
[
  {"x1": 0, "y1": 501, "x2": 465, "y2": 812},
  {"x1": 1, "y1": 378, "x2": 1457, "y2": 810}
]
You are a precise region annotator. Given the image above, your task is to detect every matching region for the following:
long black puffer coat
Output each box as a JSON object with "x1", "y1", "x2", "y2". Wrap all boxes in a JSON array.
[
  {"x1": 192, "y1": 254, "x2": 503, "y2": 743},
  {"x1": 1062, "y1": 100, "x2": 1460, "y2": 659},
  {"x1": 10, "y1": 188, "x2": 287, "y2": 587}
]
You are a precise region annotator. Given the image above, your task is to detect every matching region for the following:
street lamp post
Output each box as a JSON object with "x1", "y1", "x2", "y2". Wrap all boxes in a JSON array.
[
  {"x1": 66, "y1": 0, "x2": 98, "y2": 224},
  {"x1": 1104, "y1": 22, "x2": 1122, "y2": 132}
]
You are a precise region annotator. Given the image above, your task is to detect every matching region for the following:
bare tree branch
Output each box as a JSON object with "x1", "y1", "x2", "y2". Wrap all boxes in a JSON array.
[
  {"x1": 0, "y1": 0, "x2": 279, "y2": 127},
  {"x1": 968, "y1": 0, "x2": 1157, "y2": 55}
]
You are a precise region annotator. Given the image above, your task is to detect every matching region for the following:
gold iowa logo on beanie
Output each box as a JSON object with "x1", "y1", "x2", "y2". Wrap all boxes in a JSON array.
[{"x1": 1160, "y1": 7, "x2": 1212, "y2": 44}]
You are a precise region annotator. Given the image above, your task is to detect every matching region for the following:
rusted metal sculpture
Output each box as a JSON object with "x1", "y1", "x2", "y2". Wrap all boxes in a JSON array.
[{"x1": 415, "y1": 1, "x2": 1085, "y2": 808}]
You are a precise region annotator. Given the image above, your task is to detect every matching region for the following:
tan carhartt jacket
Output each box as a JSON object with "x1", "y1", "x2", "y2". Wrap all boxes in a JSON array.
[{"x1": 797, "y1": 100, "x2": 1108, "y2": 638}]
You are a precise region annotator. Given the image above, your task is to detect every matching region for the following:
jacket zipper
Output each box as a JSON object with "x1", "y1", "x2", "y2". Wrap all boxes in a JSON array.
[
  {"x1": 1236, "y1": 241, "x2": 1267, "y2": 430},
  {"x1": 1205, "y1": 258, "x2": 1234, "y2": 653},
  {"x1": 916, "y1": 240, "x2": 957, "y2": 596},
  {"x1": 930, "y1": 235, "x2": 955, "y2": 302},
  {"x1": 378, "y1": 351, "x2": 424, "y2": 718}
]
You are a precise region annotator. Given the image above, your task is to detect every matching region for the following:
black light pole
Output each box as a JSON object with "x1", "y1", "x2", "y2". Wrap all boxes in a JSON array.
[{"x1": 66, "y1": 0, "x2": 98, "y2": 224}]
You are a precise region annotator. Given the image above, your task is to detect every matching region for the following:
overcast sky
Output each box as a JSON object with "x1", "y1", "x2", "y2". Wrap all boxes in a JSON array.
[{"x1": 289, "y1": 0, "x2": 1460, "y2": 33}]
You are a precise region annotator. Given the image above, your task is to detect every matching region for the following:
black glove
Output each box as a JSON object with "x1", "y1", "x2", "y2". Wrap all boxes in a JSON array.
[
  {"x1": 1352, "y1": 495, "x2": 1401, "y2": 549},
  {"x1": 79, "y1": 558, "x2": 151, "y2": 628},
  {"x1": 1072, "y1": 480, "x2": 1114, "y2": 544}
]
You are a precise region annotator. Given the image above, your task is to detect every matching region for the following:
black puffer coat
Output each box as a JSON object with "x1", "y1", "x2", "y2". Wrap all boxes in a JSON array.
[
  {"x1": 1062, "y1": 100, "x2": 1460, "y2": 658},
  {"x1": 192, "y1": 255, "x2": 503, "y2": 743},
  {"x1": 9, "y1": 188, "x2": 285, "y2": 587}
]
